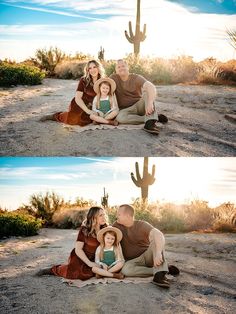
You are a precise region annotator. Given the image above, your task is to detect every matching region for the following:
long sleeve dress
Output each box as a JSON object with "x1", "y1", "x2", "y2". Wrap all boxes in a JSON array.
[
  {"x1": 51, "y1": 226, "x2": 100, "y2": 280},
  {"x1": 53, "y1": 77, "x2": 96, "y2": 126}
]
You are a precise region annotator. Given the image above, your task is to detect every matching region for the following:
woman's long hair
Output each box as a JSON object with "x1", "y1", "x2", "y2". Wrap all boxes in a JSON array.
[
  {"x1": 84, "y1": 60, "x2": 105, "y2": 87},
  {"x1": 99, "y1": 231, "x2": 119, "y2": 261},
  {"x1": 96, "y1": 81, "x2": 113, "y2": 109},
  {"x1": 83, "y1": 206, "x2": 107, "y2": 236}
]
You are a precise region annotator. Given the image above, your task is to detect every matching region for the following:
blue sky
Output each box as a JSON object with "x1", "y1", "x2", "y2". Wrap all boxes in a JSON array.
[
  {"x1": 0, "y1": 157, "x2": 235, "y2": 210},
  {"x1": 0, "y1": 0, "x2": 235, "y2": 61}
]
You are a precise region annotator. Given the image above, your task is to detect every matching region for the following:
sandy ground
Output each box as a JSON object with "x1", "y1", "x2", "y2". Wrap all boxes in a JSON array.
[
  {"x1": 0, "y1": 228, "x2": 235, "y2": 314},
  {"x1": 0, "y1": 79, "x2": 235, "y2": 156}
]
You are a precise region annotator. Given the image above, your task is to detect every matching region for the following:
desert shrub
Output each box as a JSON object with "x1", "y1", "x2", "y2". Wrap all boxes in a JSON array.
[
  {"x1": 28, "y1": 192, "x2": 65, "y2": 226},
  {"x1": 157, "y1": 204, "x2": 186, "y2": 233},
  {"x1": 213, "y1": 202, "x2": 236, "y2": 233},
  {"x1": 34, "y1": 47, "x2": 65, "y2": 76},
  {"x1": 148, "y1": 60, "x2": 172, "y2": 84},
  {"x1": 196, "y1": 58, "x2": 224, "y2": 85},
  {"x1": 168, "y1": 55, "x2": 198, "y2": 83},
  {"x1": 0, "y1": 212, "x2": 42, "y2": 238},
  {"x1": 104, "y1": 61, "x2": 116, "y2": 76},
  {"x1": 0, "y1": 62, "x2": 45, "y2": 87},
  {"x1": 216, "y1": 60, "x2": 236, "y2": 83},
  {"x1": 52, "y1": 206, "x2": 88, "y2": 229},
  {"x1": 184, "y1": 200, "x2": 214, "y2": 231},
  {"x1": 55, "y1": 60, "x2": 87, "y2": 79}
]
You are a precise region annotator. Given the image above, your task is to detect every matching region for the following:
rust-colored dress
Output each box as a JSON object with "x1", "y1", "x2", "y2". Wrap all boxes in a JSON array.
[
  {"x1": 53, "y1": 77, "x2": 96, "y2": 126},
  {"x1": 51, "y1": 226, "x2": 99, "y2": 280}
]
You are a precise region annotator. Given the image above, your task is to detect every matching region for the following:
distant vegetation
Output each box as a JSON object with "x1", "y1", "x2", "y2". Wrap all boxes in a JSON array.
[
  {"x1": 0, "y1": 211, "x2": 42, "y2": 238},
  {"x1": 1, "y1": 46, "x2": 235, "y2": 87},
  {"x1": 0, "y1": 192, "x2": 235, "y2": 238},
  {"x1": 0, "y1": 61, "x2": 45, "y2": 87}
]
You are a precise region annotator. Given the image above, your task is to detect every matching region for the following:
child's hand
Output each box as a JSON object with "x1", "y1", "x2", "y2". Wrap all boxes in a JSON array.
[{"x1": 101, "y1": 263, "x2": 108, "y2": 270}]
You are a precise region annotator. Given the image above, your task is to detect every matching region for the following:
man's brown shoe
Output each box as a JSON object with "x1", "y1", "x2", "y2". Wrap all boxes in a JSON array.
[
  {"x1": 158, "y1": 114, "x2": 168, "y2": 124},
  {"x1": 143, "y1": 119, "x2": 160, "y2": 135},
  {"x1": 168, "y1": 265, "x2": 180, "y2": 276},
  {"x1": 152, "y1": 271, "x2": 170, "y2": 288}
]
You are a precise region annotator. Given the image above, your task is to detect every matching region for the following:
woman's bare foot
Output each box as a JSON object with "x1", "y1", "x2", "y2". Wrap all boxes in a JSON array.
[
  {"x1": 107, "y1": 119, "x2": 119, "y2": 126},
  {"x1": 112, "y1": 272, "x2": 125, "y2": 279}
]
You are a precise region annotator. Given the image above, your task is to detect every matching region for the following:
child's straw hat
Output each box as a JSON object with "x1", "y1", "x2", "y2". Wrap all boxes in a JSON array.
[
  {"x1": 93, "y1": 77, "x2": 116, "y2": 94},
  {"x1": 97, "y1": 226, "x2": 122, "y2": 243}
]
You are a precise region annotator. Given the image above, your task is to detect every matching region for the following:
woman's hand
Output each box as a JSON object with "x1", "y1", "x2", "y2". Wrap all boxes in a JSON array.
[
  {"x1": 89, "y1": 262, "x2": 100, "y2": 268},
  {"x1": 101, "y1": 263, "x2": 108, "y2": 270}
]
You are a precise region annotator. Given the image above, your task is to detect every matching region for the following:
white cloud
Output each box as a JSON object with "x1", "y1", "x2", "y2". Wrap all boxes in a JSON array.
[{"x1": 0, "y1": 0, "x2": 235, "y2": 61}]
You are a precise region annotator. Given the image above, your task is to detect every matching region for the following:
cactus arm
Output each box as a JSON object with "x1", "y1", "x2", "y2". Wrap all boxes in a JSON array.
[
  {"x1": 152, "y1": 164, "x2": 155, "y2": 178},
  {"x1": 129, "y1": 21, "x2": 134, "y2": 38},
  {"x1": 135, "y1": 162, "x2": 142, "y2": 182},
  {"x1": 131, "y1": 172, "x2": 141, "y2": 187},
  {"x1": 125, "y1": 30, "x2": 134, "y2": 43}
]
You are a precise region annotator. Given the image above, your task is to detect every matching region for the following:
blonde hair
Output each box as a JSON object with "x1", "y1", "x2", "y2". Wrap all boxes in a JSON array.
[
  {"x1": 96, "y1": 81, "x2": 113, "y2": 110},
  {"x1": 99, "y1": 230, "x2": 119, "y2": 261},
  {"x1": 84, "y1": 60, "x2": 105, "y2": 87}
]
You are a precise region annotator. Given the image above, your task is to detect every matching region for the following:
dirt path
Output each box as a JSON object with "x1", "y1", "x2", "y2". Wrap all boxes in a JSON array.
[
  {"x1": 0, "y1": 228, "x2": 235, "y2": 314},
  {"x1": 0, "y1": 79, "x2": 235, "y2": 156}
]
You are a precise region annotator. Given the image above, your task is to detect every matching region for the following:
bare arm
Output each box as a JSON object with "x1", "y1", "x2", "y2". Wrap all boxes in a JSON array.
[
  {"x1": 75, "y1": 91, "x2": 93, "y2": 115},
  {"x1": 142, "y1": 81, "x2": 157, "y2": 115},
  {"x1": 112, "y1": 94, "x2": 119, "y2": 110},
  {"x1": 149, "y1": 228, "x2": 165, "y2": 267},
  {"x1": 75, "y1": 241, "x2": 98, "y2": 268}
]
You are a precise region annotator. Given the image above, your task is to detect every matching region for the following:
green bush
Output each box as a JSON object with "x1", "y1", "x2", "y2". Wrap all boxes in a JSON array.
[
  {"x1": 0, "y1": 212, "x2": 42, "y2": 238},
  {"x1": 0, "y1": 62, "x2": 45, "y2": 87}
]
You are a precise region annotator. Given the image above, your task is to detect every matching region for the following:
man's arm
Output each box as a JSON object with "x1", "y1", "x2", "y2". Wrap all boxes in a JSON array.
[
  {"x1": 142, "y1": 81, "x2": 157, "y2": 115},
  {"x1": 149, "y1": 228, "x2": 165, "y2": 267}
]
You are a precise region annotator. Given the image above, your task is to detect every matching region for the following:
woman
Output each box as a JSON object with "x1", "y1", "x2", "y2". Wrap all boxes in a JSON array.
[
  {"x1": 40, "y1": 60, "x2": 105, "y2": 126},
  {"x1": 36, "y1": 206, "x2": 108, "y2": 280}
]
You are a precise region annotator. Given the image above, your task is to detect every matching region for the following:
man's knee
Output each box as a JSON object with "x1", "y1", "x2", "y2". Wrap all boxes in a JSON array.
[
  {"x1": 116, "y1": 111, "x2": 128, "y2": 123},
  {"x1": 121, "y1": 262, "x2": 133, "y2": 276}
]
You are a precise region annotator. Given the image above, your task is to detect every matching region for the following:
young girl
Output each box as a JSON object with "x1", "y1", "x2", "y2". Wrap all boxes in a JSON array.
[
  {"x1": 92, "y1": 226, "x2": 125, "y2": 279},
  {"x1": 90, "y1": 78, "x2": 119, "y2": 126}
]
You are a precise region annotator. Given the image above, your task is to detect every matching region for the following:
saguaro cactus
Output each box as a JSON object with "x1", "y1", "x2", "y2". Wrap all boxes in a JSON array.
[
  {"x1": 101, "y1": 187, "x2": 109, "y2": 208},
  {"x1": 131, "y1": 157, "x2": 155, "y2": 201},
  {"x1": 98, "y1": 46, "x2": 105, "y2": 61},
  {"x1": 125, "y1": 0, "x2": 146, "y2": 56}
]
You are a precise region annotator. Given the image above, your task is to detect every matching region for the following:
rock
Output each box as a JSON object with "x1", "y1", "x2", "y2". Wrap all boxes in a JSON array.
[
  {"x1": 224, "y1": 114, "x2": 236, "y2": 124},
  {"x1": 201, "y1": 287, "x2": 214, "y2": 295}
]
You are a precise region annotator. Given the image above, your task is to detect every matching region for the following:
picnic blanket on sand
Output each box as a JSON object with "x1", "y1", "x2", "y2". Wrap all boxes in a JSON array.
[
  {"x1": 62, "y1": 275, "x2": 173, "y2": 288},
  {"x1": 62, "y1": 123, "x2": 145, "y2": 133}
]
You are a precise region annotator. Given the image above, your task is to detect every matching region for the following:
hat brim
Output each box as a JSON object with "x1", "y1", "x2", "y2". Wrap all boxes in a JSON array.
[
  {"x1": 97, "y1": 226, "x2": 122, "y2": 243},
  {"x1": 93, "y1": 78, "x2": 116, "y2": 94}
]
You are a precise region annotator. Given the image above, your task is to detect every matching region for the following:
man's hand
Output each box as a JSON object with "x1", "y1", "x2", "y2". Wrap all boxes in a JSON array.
[
  {"x1": 153, "y1": 251, "x2": 163, "y2": 267},
  {"x1": 146, "y1": 103, "x2": 155, "y2": 115}
]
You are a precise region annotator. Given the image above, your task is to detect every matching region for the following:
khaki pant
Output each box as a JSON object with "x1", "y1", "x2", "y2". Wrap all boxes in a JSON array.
[
  {"x1": 116, "y1": 92, "x2": 159, "y2": 125},
  {"x1": 121, "y1": 241, "x2": 168, "y2": 277}
]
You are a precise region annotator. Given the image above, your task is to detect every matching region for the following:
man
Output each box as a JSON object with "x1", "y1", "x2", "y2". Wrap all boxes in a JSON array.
[
  {"x1": 113, "y1": 204, "x2": 179, "y2": 288},
  {"x1": 110, "y1": 59, "x2": 168, "y2": 135}
]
